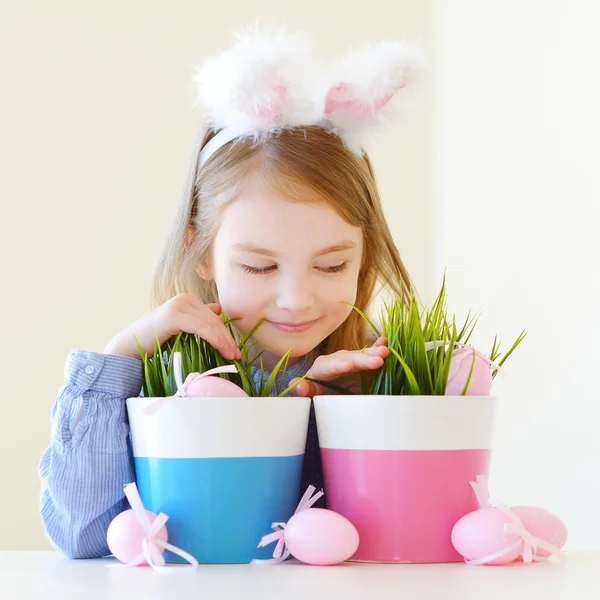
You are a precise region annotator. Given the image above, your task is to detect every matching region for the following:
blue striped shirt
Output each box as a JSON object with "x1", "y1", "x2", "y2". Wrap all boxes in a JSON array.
[{"x1": 38, "y1": 350, "x2": 324, "y2": 559}]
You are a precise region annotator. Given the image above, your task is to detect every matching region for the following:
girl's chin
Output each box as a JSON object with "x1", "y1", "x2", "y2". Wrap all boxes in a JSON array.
[{"x1": 249, "y1": 336, "x2": 323, "y2": 361}]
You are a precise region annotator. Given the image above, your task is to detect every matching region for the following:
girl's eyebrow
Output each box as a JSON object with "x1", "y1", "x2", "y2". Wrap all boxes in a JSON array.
[{"x1": 232, "y1": 241, "x2": 356, "y2": 258}]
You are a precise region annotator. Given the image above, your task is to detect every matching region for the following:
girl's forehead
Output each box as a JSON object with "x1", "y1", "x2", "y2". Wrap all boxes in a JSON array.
[
  {"x1": 225, "y1": 186, "x2": 354, "y2": 226},
  {"x1": 215, "y1": 191, "x2": 362, "y2": 253}
]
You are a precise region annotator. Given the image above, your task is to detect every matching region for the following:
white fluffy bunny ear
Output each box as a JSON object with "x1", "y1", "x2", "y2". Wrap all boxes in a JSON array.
[
  {"x1": 323, "y1": 40, "x2": 425, "y2": 153},
  {"x1": 192, "y1": 26, "x2": 319, "y2": 139}
]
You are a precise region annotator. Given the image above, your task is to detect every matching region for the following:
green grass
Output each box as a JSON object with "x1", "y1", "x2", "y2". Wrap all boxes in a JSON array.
[
  {"x1": 355, "y1": 274, "x2": 527, "y2": 395},
  {"x1": 135, "y1": 317, "x2": 304, "y2": 398},
  {"x1": 136, "y1": 275, "x2": 526, "y2": 398}
]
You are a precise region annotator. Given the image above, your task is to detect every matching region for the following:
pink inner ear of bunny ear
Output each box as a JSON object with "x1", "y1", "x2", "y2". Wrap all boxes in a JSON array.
[
  {"x1": 242, "y1": 81, "x2": 288, "y2": 122},
  {"x1": 324, "y1": 81, "x2": 405, "y2": 120}
]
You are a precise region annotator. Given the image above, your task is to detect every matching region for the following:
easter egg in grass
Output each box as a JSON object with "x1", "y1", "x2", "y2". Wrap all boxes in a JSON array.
[
  {"x1": 445, "y1": 348, "x2": 493, "y2": 396},
  {"x1": 179, "y1": 371, "x2": 248, "y2": 397},
  {"x1": 170, "y1": 352, "x2": 248, "y2": 398}
]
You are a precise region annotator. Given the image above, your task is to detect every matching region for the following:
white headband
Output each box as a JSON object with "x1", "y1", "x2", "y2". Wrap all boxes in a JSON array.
[
  {"x1": 199, "y1": 125, "x2": 250, "y2": 168},
  {"x1": 194, "y1": 27, "x2": 424, "y2": 169}
]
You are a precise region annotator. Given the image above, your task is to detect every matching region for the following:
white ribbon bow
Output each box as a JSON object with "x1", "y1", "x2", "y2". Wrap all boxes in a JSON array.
[
  {"x1": 122, "y1": 482, "x2": 199, "y2": 572},
  {"x1": 465, "y1": 475, "x2": 566, "y2": 566},
  {"x1": 251, "y1": 485, "x2": 325, "y2": 565}
]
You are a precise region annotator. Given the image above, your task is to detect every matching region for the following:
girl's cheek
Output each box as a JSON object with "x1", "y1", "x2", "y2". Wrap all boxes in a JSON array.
[
  {"x1": 323, "y1": 274, "x2": 358, "y2": 304},
  {"x1": 330, "y1": 300, "x2": 354, "y2": 327},
  {"x1": 216, "y1": 277, "x2": 268, "y2": 319}
]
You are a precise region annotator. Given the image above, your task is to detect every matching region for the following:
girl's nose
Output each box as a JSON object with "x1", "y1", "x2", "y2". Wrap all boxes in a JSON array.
[{"x1": 275, "y1": 280, "x2": 315, "y2": 312}]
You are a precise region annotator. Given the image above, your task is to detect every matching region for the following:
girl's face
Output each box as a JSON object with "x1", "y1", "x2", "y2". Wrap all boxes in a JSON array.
[{"x1": 201, "y1": 179, "x2": 363, "y2": 362}]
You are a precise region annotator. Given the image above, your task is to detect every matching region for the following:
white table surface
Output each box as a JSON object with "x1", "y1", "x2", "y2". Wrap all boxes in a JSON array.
[{"x1": 1, "y1": 551, "x2": 599, "y2": 600}]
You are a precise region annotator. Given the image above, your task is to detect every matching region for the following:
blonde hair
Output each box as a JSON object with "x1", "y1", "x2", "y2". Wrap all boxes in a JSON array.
[{"x1": 151, "y1": 124, "x2": 413, "y2": 354}]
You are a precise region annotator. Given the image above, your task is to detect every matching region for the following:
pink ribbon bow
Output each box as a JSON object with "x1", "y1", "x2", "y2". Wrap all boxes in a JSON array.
[
  {"x1": 465, "y1": 474, "x2": 566, "y2": 566},
  {"x1": 122, "y1": 482, "x2": 198, "y2": 571},
  {"x1": 251, "y1": 485, "x2": 324, "y2": 565}
]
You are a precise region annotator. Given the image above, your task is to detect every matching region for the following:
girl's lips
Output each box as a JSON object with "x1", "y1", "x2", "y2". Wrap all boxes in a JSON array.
[{"x1": 267, "y1": 318, "x2": 321, "y2": 333}]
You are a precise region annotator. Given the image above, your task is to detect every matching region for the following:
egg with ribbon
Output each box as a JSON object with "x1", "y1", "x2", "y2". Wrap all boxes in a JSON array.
[
  {"x1": 106, "y1": 482, "x2": 198, "y2": 570},
  {"x1": 451, "y1": 474, "x2": 568, "y2": 566},
  {"x1": 254, "y1": 486, "x2": 360, "y2": 566},
  {"x1": 510, "y1": 506, "x2": 568, "y2": 559},
  {"x1": 171, "y1": 351, "x2": 248, "y2": 398},
  {"x1": 451, "y1": 505, "x2": 568, "y2": 566},
  {"x1": 451, "y1": 507, "x2": 523, "y2": 565},
  {"x1": 445, "y1": 348, "x2": 493, "y2": 396},
  {"x1": 178, "y1": 371, "x2": 248, "y2": 398},
  {"x1": 284, "y1": 508, "x2": 359, "y2": 565},
  {"x1": 107, "y1": 507, "x2": 168, "y2": 565}
]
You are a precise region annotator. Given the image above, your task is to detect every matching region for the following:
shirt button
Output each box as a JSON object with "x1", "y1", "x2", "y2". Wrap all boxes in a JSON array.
[{"x1": 85, "y1": 365, "x2": 95, "y2": 375}]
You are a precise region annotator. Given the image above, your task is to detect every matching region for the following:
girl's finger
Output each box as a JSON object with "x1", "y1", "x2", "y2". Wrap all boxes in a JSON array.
[
  {"x1": 290, "y1": 378, "x2": 339, "y2": 398},
  {"x1": 309, "y1": 353, "x2": 383, "y2": 380},
  {"x1": 181, "y1": 297, "x2": 240, "y2": 359},
  {"x1": 182, "y1": 294, "x2": 220, "y2": 316},
  {"x1": 350, "y1": 354, "x2": 385, "y2": 369},
  {"x1": 175, "y1": 314, "x2": 226, "y2": 353},
  {"x1": 364, "y1": 345, "x2": 389, "y2": 358},
  {"x1": 196, "y1": 307, "x2": 241, "y2": 360},
  {"x1": 290, "y1": 378, "x2": 316, "y2": 397},
  {"x1": 205, "y1": 303, "x2": 223, "y2": 315},
  {"x1": 205, "y1": 318, "x2": 240, "y2": 360},
  {"x1": 307, "y1": 358, "x2": 350, "y2": 380},
  {"x1": 177, "y1": 312, "x2": 240, "y2": 361}
]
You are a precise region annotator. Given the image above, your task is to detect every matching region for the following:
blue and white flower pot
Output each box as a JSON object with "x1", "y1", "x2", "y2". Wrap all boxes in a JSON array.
[{"x1": 126, "y1": 396, "x2": 311, "y2": 563}]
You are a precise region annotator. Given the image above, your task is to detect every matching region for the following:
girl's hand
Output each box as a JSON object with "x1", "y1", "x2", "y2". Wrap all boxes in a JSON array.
[
  {"x1": 290, "y1": 337, "x2": 388, "y2": 398},
  {"x1": 103, "y1": 293, "x2": 242, "y2": 361}
]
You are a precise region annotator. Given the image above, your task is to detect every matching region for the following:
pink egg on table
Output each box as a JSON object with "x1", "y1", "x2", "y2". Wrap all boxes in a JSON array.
[
  {"x1": 284, "y1": 508, "x2": 359, "y2": 566},
  {"x1": 106, "y1": 509, "x2": 168, "y2": 565},
  {"x1": 511, "y1": 506, "x2": 568, "y2": 558},
  {"x1": 182, "y1": 373, "x2": 248, "y2": 398},
  {"x1": 445, "y1": 348, "x2": 493, "y2": 396},
  {"x1": 451, "y1": 508, "x2": 523, "y2": 565}
]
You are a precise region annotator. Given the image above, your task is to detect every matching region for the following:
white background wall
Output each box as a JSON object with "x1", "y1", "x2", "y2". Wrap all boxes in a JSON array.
[
  {"x1": 434, "y1": 0, "x2": 600, "y2": 549},
  {"x1": 0, "y1": 2, "x2": 433, "y2": 549},
  {"x1": 3, "y1": 0, "x2": 597, "y2": 552}
]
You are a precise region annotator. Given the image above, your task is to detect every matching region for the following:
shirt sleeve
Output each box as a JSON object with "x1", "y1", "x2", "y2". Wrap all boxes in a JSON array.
[{"x1": 38, "y1": 350, "x2": 143, "y2": 558}]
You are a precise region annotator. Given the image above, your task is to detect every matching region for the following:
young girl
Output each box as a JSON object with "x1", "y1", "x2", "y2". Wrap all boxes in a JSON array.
[{"x1": 39, "y1": 28, "x2": 421, "y2": 559}]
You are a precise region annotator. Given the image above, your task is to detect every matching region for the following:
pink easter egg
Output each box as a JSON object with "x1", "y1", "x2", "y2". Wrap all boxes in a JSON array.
[
  {"x1": 511, "y1": 506, "x2": 568, "y2": 558},
  {"x1": 445, "y1": 349, "x2": 493, "y2": 396},
  {"x1": 451, "y1": 508, "x2": 523, "y2": 565},
  {"x1": 183, "y1": 374, "x2": 248, "y2": 398},
  {"x1": 106, "y1": 509, "x2": 168, "y2": 565},
  {"x1": 284, "y1": 508, "x2": 359, "y2": 566}
]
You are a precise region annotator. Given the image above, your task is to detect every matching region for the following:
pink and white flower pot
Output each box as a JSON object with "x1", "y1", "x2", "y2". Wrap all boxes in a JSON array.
[{"x1": 314, "y1": 395, "x2": 497, "y2": 563}]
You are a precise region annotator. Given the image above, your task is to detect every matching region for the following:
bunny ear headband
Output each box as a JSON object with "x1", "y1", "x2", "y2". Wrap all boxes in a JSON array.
[{"x1": 193, "y1": 27, "x2": 424, "y2": 168}]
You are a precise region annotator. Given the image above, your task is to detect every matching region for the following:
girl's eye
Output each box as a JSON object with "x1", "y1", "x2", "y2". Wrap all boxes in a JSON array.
[
  {"x1": 318, "y1": 262, "x2": 348, "y2": 274},
  {"x1": 242, "y1": 263, "x2": 348, "y2": 275},
  {"x1": 243, "y1": 265, "x2": 277, "y2": 275}
]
